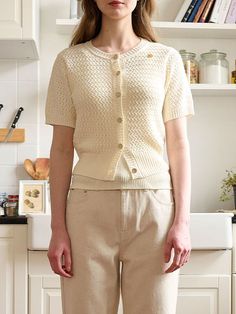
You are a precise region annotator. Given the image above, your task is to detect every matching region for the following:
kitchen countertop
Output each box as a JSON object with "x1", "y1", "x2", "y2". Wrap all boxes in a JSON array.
[
  {"x1": 0, "y1": 215, "x2": 27, "y2": 224},
  {"x1": 0, "y1": 214, "x2": 236, "y2": 225}
]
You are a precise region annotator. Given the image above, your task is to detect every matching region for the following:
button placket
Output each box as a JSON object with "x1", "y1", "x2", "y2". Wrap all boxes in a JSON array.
[{"x1": 112, "y1": 54, "x2": 124, "y2": 155}]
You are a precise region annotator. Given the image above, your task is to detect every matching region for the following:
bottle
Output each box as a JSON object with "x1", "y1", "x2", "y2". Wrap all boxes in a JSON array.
[
  {"x1": 70, "y1": 0, "x2": 77, "y2": 19},
  {"x1": 77, "y1": 0, "x2": 83, "y2": 18},
  {"x1": 199, "y1": 49, "x2": 229, "y2": 84},
  {"x1": 231, "y1": 60, "x2": 236, "y2": 84},
  {"x1": 0, "y1": 192, "x2": 7, "y2": 216},
  {"x1": 179, "y1": 49, "x2": 199, "y2": 84}
]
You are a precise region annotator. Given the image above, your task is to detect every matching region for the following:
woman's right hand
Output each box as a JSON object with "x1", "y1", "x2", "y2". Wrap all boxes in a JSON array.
[{"x1": 47, "y1": 228, "x2": 73, "y2": 278}]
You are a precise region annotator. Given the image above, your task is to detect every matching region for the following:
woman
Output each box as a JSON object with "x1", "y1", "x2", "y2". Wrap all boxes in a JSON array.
[{"x1": 45, "y1": 0, "x2": 195, "y2": 313}]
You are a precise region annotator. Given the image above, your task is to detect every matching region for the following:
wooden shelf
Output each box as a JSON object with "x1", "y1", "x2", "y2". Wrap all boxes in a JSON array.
[
  {"x1": 190, "y1": 84, "x2": 236, "y2": 96},
  {"x1": 56, "y1": 19, "x2": 236, "y2": 38}
]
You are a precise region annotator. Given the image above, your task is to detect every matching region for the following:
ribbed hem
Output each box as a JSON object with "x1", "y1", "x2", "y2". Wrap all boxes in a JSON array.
[{"x1": 70, "y1": 172, "x2": 173, "y2": 190}]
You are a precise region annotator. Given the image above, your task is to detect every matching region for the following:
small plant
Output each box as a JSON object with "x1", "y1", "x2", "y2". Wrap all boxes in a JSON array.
[{"x1": 219, "y1": 169, "x2": 236, "y2": 202}]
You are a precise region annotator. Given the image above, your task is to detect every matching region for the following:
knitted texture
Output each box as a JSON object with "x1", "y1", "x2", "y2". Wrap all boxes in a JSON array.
[{"x1": 45, "y1": 38, "x2": 195, "y2": 187}]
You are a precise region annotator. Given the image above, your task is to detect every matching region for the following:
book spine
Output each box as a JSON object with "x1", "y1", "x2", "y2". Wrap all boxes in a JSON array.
[
  {"x1": 182, "y1": 0, "x2": 199, "y2": 22},
  {"x1": 225, "y1": 0, "x2": 236, "y2": 23},
  {"x1": 188, "y1": 0, "x2": 204, "y2": 22},
  {"x1": 199, "y1": 0, "x2": 215, "y2": 22},
  {"x1": 217, "y1": 0, "x2": 232, "y2": 23},
  {"x1": 175, "y1": 0, "x2": 193, "y2": 22},
  {"x1": 193, "y1": 0, "x2": 209, "y2": 22},
  {"x1": 208, "y1": 0, "x2": 223, "y2": 23}
]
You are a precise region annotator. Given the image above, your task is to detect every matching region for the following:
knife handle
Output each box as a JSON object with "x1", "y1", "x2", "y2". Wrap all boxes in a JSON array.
[
  {"x1": 0, "y1": 104, "x2": 3, "y2": 110},
  {"x1": 11, "y1": 107, "x2": 24, "y2": 128}
]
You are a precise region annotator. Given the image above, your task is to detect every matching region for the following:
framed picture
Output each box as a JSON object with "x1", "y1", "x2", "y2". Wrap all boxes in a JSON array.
[{"x1": 18, "y1": 180, "x2": 49, "y2": 215}]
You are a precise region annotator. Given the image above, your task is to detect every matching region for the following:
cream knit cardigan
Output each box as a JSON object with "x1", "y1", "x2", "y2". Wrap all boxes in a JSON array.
[{"x1": 45, "y1": 38, "x2": 195, "y2": 189}]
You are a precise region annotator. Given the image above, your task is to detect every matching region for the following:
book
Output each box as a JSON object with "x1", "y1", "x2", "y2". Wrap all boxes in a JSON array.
[
  {"x1": 199, "y1": 0, "x2": 216, "y2": 22},
  {"x1": 182, "y1": 0, "x2": 199, "y2": 22},
  {"x1": 187, "y1": 0, "x2": 204, "y2": 22},
  {"x1": 225, "y1": 0, "x2": 236, "y2": 23},
  {"x1": 208, "y1": 0, "x2": 223, "y2": 23},
  {"x1": 193, "y1": 0, "x2": 209, "y2": 22},
  {"x1": 175, "y1": 0, "x2": 193, "y2": 22},
  {"x1": 217, "y1": 0, "x2": 232, "y2": 23}
]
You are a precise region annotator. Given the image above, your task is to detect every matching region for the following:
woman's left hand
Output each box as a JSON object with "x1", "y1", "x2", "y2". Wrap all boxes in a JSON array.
[{"x1": 163, "y1": 222, "x2": 192, "y2": 273}]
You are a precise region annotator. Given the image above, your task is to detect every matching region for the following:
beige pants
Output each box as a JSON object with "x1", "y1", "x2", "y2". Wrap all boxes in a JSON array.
[{"x1": 60, "y1": 188, "x2": 180, "y2": 314}]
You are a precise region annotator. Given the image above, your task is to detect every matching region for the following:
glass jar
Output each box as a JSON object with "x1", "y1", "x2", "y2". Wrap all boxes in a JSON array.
[
  {"x1": 70, "y1": 0, "x2": 83, "y2": 19},
  {"x1": 199, "y1": 49, "x2": 229, "y2": 84},
  {"x1": 77, "y1": 0, "x2": 83, "y2": 18},
  {"x1": 0, "y1": 192, "x2": 7, "y2": 215},
  {"x1": 179, "y1": 50, "x2": 199, "y2": 84},
  {"x1": 70, "y1": 0, "x2": 77, "y2": 18},
  {"x1": 231, "y1": 59, "x2": 236, "y2": 84},
  {"x1": 4, "y1": 195, "x2": 19, "y2": 216}
]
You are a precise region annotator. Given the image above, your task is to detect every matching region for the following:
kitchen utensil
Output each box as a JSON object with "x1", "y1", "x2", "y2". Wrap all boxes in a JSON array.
[{"x1": 3, "y1": 107, "x2": 24, "y2": 143}]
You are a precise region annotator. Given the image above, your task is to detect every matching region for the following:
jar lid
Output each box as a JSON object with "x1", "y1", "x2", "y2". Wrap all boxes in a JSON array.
[
  {"x1": 200, "y1": 49, "x2": 227, "y2": 59},
  {"x1": 179, "y1": 49, "x2": 196, "y2": 58}
]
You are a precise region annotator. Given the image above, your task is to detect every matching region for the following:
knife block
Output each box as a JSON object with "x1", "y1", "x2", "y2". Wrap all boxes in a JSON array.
[{"x1": 0, "y1": 128, "x2": 25, "y2": 142}]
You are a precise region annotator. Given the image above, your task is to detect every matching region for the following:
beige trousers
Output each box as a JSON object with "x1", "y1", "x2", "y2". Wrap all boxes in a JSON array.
[{"x1": 60, "y1": 188, "x2": 180, "y2": 314}]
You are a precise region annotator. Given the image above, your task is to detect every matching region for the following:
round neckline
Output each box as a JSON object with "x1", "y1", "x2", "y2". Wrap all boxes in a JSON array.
[{"x1": 85, "y1": 37, "x2": 149, "y2": 59}]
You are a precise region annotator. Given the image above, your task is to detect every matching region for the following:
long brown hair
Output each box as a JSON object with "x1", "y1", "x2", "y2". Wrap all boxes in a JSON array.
[{"x1": 69, "y1": 0, "x2": 159, "y2": 47}]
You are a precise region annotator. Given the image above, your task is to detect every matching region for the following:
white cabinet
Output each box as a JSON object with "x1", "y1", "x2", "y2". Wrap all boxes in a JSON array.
[
  {"x1": 232, "y1": 224, "x2": 236, "y2": 314},
  {"x1": 0, "y1": 225, "x2": 28, "y2": 314},
  {"x1": 28, "y1": 249, "x2": 232, "y2": 314},
  {"x1": 177, "y1": 250, "x2": 232, "y2": 314},
  {"x1": 177, "y1": 275, "x2": 231, "y2": 314},
  {"x1": 28, "y1": 251, "x2": 63, "y2": 314},
  {"x1": 0, "y1": 0, "x2": 39, "y2": 59}
]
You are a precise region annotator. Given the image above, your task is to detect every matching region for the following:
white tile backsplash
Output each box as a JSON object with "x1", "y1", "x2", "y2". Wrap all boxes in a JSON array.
[
  {"x1": 17, "y1": 144, "x2": 38, "y2": 164},
  {"x1": 0, "y1": 60, "x2": 17, "y2": 81},
  {"x1": 0, "y1": 59, "x2": 38, "y2": 194},
  {"x1": 17, "y1": 60, "x2": 39, "y2": 81},
  {"x1": 17, "y1": 80, "x2": 38, "y2": 124},
  {"x1": 0, "y1": 144, "x2": 17, "y2": 164}
]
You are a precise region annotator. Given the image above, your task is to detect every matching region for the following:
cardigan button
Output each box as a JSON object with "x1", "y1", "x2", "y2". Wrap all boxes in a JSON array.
[
  {"x1": 132, "y1": 168, "x2": 137, "y2": 173},
  {"x1": 117, "y1": 117, "x2": 122, "y2": 123},
  {"x1": 118, "y1": 143, "x2": 123, "y2": 149},
  {"x1": 116, "y1": 70, "x2": 121, "y2": 76},
  {"x1": 116, "y1": 92, "x2": 121, "y2": 97},
  {"x1": 113, "y1": 54, "x2": 119, "y2": 60}
]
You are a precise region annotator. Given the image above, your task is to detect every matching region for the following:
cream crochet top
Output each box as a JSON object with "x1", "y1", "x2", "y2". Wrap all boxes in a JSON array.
[{"x1": 45, "y1": 37, "x2": 195, "y2": 190}]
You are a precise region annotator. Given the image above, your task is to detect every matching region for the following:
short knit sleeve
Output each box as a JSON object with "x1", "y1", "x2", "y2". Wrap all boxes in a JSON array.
[
  {"x1": 45, "y1": 52, "x2": 76, "y2": 128},
  {"x1": 162, "y1": 48, "x2": 195, "y2": 123}
]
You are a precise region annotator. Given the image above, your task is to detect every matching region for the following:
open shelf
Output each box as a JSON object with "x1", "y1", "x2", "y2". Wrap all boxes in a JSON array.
[
  {"x1": 56, "y1": 19, "x2": 236, "y2": 38},
  {"x1": 190, "y1": 84, "x2": 236, "y2": 96}
]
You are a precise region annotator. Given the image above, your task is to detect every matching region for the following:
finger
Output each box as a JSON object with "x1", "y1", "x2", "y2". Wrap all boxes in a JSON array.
[
  {"x1": 181, "y1": 251, "x2": 188, "y2": 265},
  {"x1": 165, "y1": 262, "x2": 180, "y2": 273},
  {"x1": 165, "y1": 247, "x2": 182, "y2": 273},
  {"x1": 182, "y1": 250, "x2": 191, "y2": 265},
  {"x1": 50, "y1": 253, "x2": 73, "y2": 277},
  {"x1": 64, "y1": 248, "x2": 73, "y2": 274},
  {"x1": 163, "y1": 241, "x2": 172, "y2": 263}
]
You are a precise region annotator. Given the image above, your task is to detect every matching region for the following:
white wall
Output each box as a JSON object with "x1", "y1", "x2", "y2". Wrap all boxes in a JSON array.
[
  {"x1": 1, "y1": 0, "x2": 235, "y2": 212},
  {"x1": 0, "y1": 59, "x2": 39, "y2": 195}
]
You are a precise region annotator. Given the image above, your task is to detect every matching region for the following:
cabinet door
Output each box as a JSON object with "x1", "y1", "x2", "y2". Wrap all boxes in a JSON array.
[
  {"x1": 0, "y1": 233, "x2": 14, "y2": 314},
  {"x1": 0, "y1": 0, "x2": 22, "y2": 38},
  {"x1": 0, "y1": 225, "x2": 27, "y2": 314},
  {"x1": 29, "y1": 275, "x2": 63, "y2": 314},
  {"x1": 177, "y1": 275, "x2": 231, "y2": 314},
  {"x1": 232, "y1": 274, "x2": 236, "y2": 314}
]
